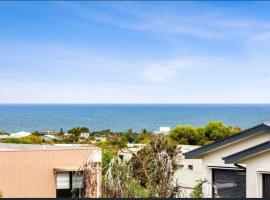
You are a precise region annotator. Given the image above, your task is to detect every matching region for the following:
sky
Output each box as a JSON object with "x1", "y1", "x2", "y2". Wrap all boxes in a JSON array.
[{"x1": 2, "y1": 1, "x2": 270, "y2": 103}]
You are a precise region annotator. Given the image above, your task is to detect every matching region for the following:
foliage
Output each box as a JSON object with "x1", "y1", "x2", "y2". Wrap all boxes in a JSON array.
[
  {"x1": 191, "y1": 180, "x2": 203, "y2": 198},
  {"x1": 59, "y1": 128, "x2": 65, "y2": 135},
  {"x1": 204, "y1": 121, "x2": 232, "y2": 141},
  {"x1": 64, "y1": 127, "x2": 90, "y2": 143},
  {"x1": 122, "y1": 131, "x2": 138, "y2": 143},
  {"x1": 0, "y1": 131, "x2": 9, "y2": 135},
  {"x1": 169, "y1": 126, "x2": 201, "y2": 145},
  {"x1": 103, "y1": 158, "x2": 149, "y2": 198},
  {"x1": 130, "y1": 135, "x2": 181, "y2": 197},
  {"x1": 44, "y1": 140, "x2": 55, "y2": 145},
  {"x1": 102, "y1": 148, "x2": 115, "y2": 175},
  {"x1": 169, "y1": 121, "x2": 241, "y2": 145},
  {"x1": 1, "y1": 135, "x2": 42, "y2": 144},
  {"x1": 135, "y1": 132, "x2": 152, "y2": 144},
  {"x1": 99, "y1": 133, "x2": 128, "y2": 148}
]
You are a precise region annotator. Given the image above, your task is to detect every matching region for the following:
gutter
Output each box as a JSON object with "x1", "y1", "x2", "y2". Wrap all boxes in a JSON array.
[{"x1": 234, "y1": 163, "x2": 246, "y2": 170}]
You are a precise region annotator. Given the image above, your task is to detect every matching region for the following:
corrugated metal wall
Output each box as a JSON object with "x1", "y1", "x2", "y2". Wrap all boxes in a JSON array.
[{"x1": 0, "y1": 148, "x2": 102, "y2": 197}]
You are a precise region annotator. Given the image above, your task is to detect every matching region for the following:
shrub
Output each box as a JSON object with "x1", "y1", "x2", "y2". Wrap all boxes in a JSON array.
[{"x1": 191, "y1": 180, "x2": 203, "y2": 198}]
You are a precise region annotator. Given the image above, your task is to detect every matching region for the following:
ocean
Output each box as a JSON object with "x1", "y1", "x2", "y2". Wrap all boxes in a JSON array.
[{"x1": 0, "y1": 104, "x2": 270, "y2": 133}]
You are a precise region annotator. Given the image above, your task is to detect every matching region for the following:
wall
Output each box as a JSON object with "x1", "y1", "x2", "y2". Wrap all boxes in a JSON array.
[
  {"x1": 199, "y1": 132, "x2": 270, "y2": 197},
  {"x1": 240, "y1": 150, "x2": 270, "y2": 198},
  {"x1": 0, "y1": 148, "x2": 102, "y2": 198}
]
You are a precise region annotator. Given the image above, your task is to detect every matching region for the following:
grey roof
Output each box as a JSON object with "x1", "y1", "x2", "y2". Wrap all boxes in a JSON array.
[
  {"x1": 223, "y1": 141, "x2": 270, "y2": 164},
  {"x1": 184, "y1": 123, "x2": 270, "y2": 159}
]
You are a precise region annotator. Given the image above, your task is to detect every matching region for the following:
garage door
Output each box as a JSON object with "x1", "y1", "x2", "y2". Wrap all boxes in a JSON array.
[{"x1": 212, "y1": 168, "x2": 246, "y2": 198}]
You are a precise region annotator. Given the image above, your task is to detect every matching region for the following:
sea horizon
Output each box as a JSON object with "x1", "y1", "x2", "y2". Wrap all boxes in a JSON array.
[{"x1": 1, "y1": 103, "x2": 270, "y2": 133}]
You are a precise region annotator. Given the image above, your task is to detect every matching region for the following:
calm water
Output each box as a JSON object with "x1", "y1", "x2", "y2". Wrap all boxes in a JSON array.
[{"x1": 0, "y1": 104, "x2": 270, "y2": 133}]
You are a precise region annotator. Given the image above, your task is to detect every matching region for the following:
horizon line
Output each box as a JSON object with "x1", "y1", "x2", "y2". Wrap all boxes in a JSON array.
[{"x1": 1, "y1": 103, "x2": 270, "y2": 105}]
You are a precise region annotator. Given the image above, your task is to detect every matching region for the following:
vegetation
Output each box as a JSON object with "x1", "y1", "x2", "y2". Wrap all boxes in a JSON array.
[
  {"x1": 1, "y1": 135, "x2": 42, "y2": 144},
  {"x1": 0, "y1": 121, "x2": 241, "y2": 148},
  {"x1": 63, "y1": 127, "x2": 90, "y2": 143},
  {"x1": 169, "y1": 121, "x2": 241, "y2": 145},
  {"x1": 191, "y1": 180, "x2": 203, "y2": 198},
  {"x1": 102, "y1": 135, "x2": 182, "y2": 198},
  {"x1": 0, "y1": 131, "x2": 9, "y2": 135}
]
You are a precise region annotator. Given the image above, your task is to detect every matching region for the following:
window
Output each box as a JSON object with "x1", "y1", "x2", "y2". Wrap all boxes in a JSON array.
[
  {"x1": 212, "y1": 168, "x2": 246, "y2": 198},
  {"x1": 56, "y1": 172, "x2": 83, "y2": 198},
  {"x1": 263, "y1": 174, "x2": 270, "y2": 198},
  {"x1": 188, "y1": 165, "x2": 193, "y2": 170},
  {"x1": 119, "y1": 155, "x2": 124, "y2": 160}
]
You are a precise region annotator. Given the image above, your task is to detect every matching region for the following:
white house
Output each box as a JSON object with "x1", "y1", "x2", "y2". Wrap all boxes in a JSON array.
[
  {"x1": 10, "y1": 131, "x2": 31, "y2": 138},
  {"x1": 184, "y1": 123, "x2": 270, "y2": 198},
  {"x1": 153, "y1": 127, "x2": 171, "y2": 135},
  {"x1": 173, "y1": 145, "x2": 202, "y2": 197}
]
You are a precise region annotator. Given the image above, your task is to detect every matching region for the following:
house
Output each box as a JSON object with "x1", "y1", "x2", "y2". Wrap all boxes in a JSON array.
[
  {"x1": 42, "y1": 134, "x2": 59, "y2": 141},
  {"x1": 80, "y1": 132, "x2": 90, "y2": 139},
  {"x1": 173, "y1": 145, "x2": 202, "y2": 197},
  {"x1": 118, "y1": 144, "x2": 146, "y2": 161},
  {"x1": 9, "y1": 131, "x2": 31, "y2": 138},
  {"x1": 0, "y1": 143, "x2": 102, "y2": 198},
  {"x1": 117, "y1": 143, "x2": 203, "y2": 198},
  {"x1": 153, "y1": 127, "x2": 171, "y2": 135},
  {"x1": 184, "y1": 123, "x2": 270, "y2": 198}
]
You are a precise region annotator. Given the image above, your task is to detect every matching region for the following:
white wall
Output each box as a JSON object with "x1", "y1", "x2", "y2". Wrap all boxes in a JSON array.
[
  {"x1": 198, "y1": 132, "x2": 270, "y2": 197},
  {"x1": 240, "y1": 150, "x2": 270, "y2": 197}
]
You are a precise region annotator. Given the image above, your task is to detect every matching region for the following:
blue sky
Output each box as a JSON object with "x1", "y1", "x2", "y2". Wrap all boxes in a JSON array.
[{"x1": 1, "y1": 1, "x2": 270, "y2": 103}]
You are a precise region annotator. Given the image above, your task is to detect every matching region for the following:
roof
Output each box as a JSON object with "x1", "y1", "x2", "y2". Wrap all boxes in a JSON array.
[
  {"x1": 223, "y1": 141, "x2": 270, "y2": 164},
  {"x1": 10, "y1": 131, "x2": 31, "y2": 138},
  {"x1": 184, "y1": 123, "x2": 270, "y2": 159},
  {"x1": 0, "y1": 143, "x2": 100, "y2": 151}
]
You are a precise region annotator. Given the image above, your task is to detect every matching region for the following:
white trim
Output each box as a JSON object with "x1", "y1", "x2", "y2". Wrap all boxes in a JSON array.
[{"x1": 257, "y1": 168, "x2": 270, "y2": 173}]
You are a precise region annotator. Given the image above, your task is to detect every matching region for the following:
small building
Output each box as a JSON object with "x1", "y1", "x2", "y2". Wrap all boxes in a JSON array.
[
  {"x1": 173, "y1": 145, "x2": 202, "y2": 197},
  {"x1": 80, "y1": 132, "x2": 90, "y2": 139},
  {"x1": 10, "y1": 131, "x2": 31, "y2": 138},
  {"x1": 118, "y1": 144, "x2": 146, "y2": 161},
  {"x1": 184, "y1": 123, "x2": 270, "y2": 198},
  {"x1": 153, "y1": 127, "x2": 171, "y2": 135},
  {"x1": 42, "y1": 134, "x2": 59, "y2": 141},
  {"x1": 0, "y1": 143, "x2": 102, "y2": 198}
]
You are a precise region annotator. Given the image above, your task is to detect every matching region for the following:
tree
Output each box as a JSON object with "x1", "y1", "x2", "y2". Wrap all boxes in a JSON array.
[
  {"x1": 130, "y1": 135, "x2": 182, "y2": 197},
  {"x1": 204, "y1": 121, "x2": 231, "y2": 141},
  {"x1": 0, "y1": 131, "x2": 9, "y2": 136},
  {"x1": 169, "y1": 126, "x2": 200, "y2": 145},
  {"x1": 141, "y1": 128, "x2": 147, "y2": 134},
  {"x1": 65, "y1": 127, "x2": 90, "y2": 143},
  {"x1": 59, "y1": 128, "x2": 65, "y2": 135}
]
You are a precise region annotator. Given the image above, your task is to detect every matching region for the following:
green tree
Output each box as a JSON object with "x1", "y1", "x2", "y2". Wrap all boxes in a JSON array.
[
  {"x1": 169, "y1": 126, "x2": 200, "y2": 145},
  {"x1": 59, "y1": 128, "x2": 65, "y2": 135},
  {"x1": 0, "y1": 131, "x2": 9, "y2": 136},
  {"x1": 204, "y1": 121, "x2": 231, "y2": 141},
  {"x1": 65, "y1": 127, "x2": 90, "y2": 143}
]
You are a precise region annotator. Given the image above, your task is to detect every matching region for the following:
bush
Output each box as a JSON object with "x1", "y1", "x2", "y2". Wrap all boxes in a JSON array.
[
  {"x1": 169, "y1": 126, "x2": 199, "y2": 145},
  {"x1": 1, "y1": 135, "x2": 42, "y2": 144},
  {"x1": 169, "y1": 121, "x2": 241, "y2": 145},
  {"x1": 191, "y1": 180, "x2": 203, "y2": 198},
  {"x1": 204, "y1": 121, "x2": 231, "y2": 141}
]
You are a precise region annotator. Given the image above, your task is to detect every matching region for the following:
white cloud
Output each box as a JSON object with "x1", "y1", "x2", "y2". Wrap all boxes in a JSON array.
[
  {"x1": 141, "y1": 65, "x2": 175, "y2": 81},
  {"x1": 141, "y1": 59, "x2": 192, "y2": 81}
]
